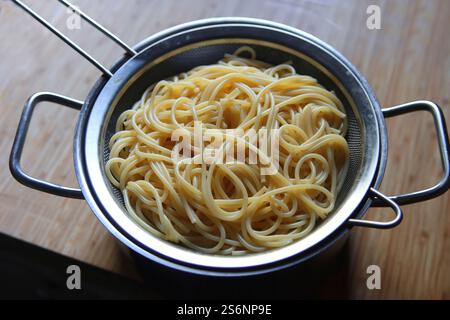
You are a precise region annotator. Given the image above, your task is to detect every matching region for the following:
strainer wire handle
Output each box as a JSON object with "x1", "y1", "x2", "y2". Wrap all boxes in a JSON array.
[
  {"x1": 9, "y1": 92, "x2": 84, "y2": 199},
  {"x1": 379, "y1": 100, "x2": 450, "y2": 205},
  {"x1": 348, "y1": 188, "x2": 403, "y2": 229},
  {"x1": 11, "y1": 0, "x2": 137, "y2": 77}
]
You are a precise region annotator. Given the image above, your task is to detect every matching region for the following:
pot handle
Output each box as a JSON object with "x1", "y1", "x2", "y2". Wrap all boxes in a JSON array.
[
  {"x1": 378, "y1": 100, "x2": 450, "y2": 205},
  {"x1": 347, "y1": 100, "x2": 450, "y2": 229},
  {"x1": 9, "y1": 92, "x2": 84, "y2": 199}
]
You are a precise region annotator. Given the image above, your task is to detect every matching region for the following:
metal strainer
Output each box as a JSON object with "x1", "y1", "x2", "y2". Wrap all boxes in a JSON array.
[{"x1": 10, "y1": 0, "x2": 450, "y2": 276}]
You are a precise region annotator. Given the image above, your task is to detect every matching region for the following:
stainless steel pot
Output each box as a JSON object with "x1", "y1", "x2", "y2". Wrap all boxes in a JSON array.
[{"x1": 9, "y1": 1, "x2": 450, "y2": 277}]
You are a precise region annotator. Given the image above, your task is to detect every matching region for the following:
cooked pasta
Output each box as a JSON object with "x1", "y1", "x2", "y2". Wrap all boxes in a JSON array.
[{"x1": 105, "y1": 46, "x2": 349, "y2": 255}]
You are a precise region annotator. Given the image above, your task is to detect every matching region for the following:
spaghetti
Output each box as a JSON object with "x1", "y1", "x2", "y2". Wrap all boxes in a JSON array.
[{"x1": 105, "y1": 47, "x2": 349, "y2": 255}]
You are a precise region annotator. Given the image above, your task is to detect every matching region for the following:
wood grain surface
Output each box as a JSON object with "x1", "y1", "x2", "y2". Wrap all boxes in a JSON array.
[{"x1": 0, "y1": 0, "x2": 449, "y2": 299}]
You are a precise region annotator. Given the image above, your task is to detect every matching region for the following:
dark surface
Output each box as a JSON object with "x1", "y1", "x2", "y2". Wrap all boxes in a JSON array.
[
  {"x1": 0, "y1": 233, "x2": 158, "y2": 299},
  {"x1": 0, "y1": 231, "x2": 351, "y2": 299}
]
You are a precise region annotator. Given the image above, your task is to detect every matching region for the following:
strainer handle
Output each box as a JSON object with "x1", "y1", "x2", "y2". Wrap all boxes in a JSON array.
[
  {"x1": 348, "y1": 188, "x2": 403, "y2": 229},
  {"x1": 11, "y1": 0, "x2": 137, "y2": 77},
  {"x1": 379, "y1": 100, "x2": 450, "y2": 205},
  {"x1": 9, "y1": 92, "x2": 84, "y2": 199}
]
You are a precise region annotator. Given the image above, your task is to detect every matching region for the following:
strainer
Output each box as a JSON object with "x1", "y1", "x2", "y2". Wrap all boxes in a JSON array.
[{"x1": 9, "y1": 0, "x2": 450, "y2": 276}]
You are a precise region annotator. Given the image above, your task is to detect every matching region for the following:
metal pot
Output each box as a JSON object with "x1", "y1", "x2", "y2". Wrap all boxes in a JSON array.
[{"x1": 9, "y1": 1, "x2": 450, "y2": 278}]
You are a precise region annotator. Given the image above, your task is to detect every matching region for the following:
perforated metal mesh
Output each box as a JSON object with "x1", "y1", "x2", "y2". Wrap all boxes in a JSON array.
[{"x1": 103, "y1": 43, "x2": 363, "y2": 211}]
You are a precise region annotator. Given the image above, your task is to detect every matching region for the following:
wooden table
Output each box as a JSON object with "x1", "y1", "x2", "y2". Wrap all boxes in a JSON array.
[{"x1": 1, "y1": 0, "x2": 449, "y2": 299}]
